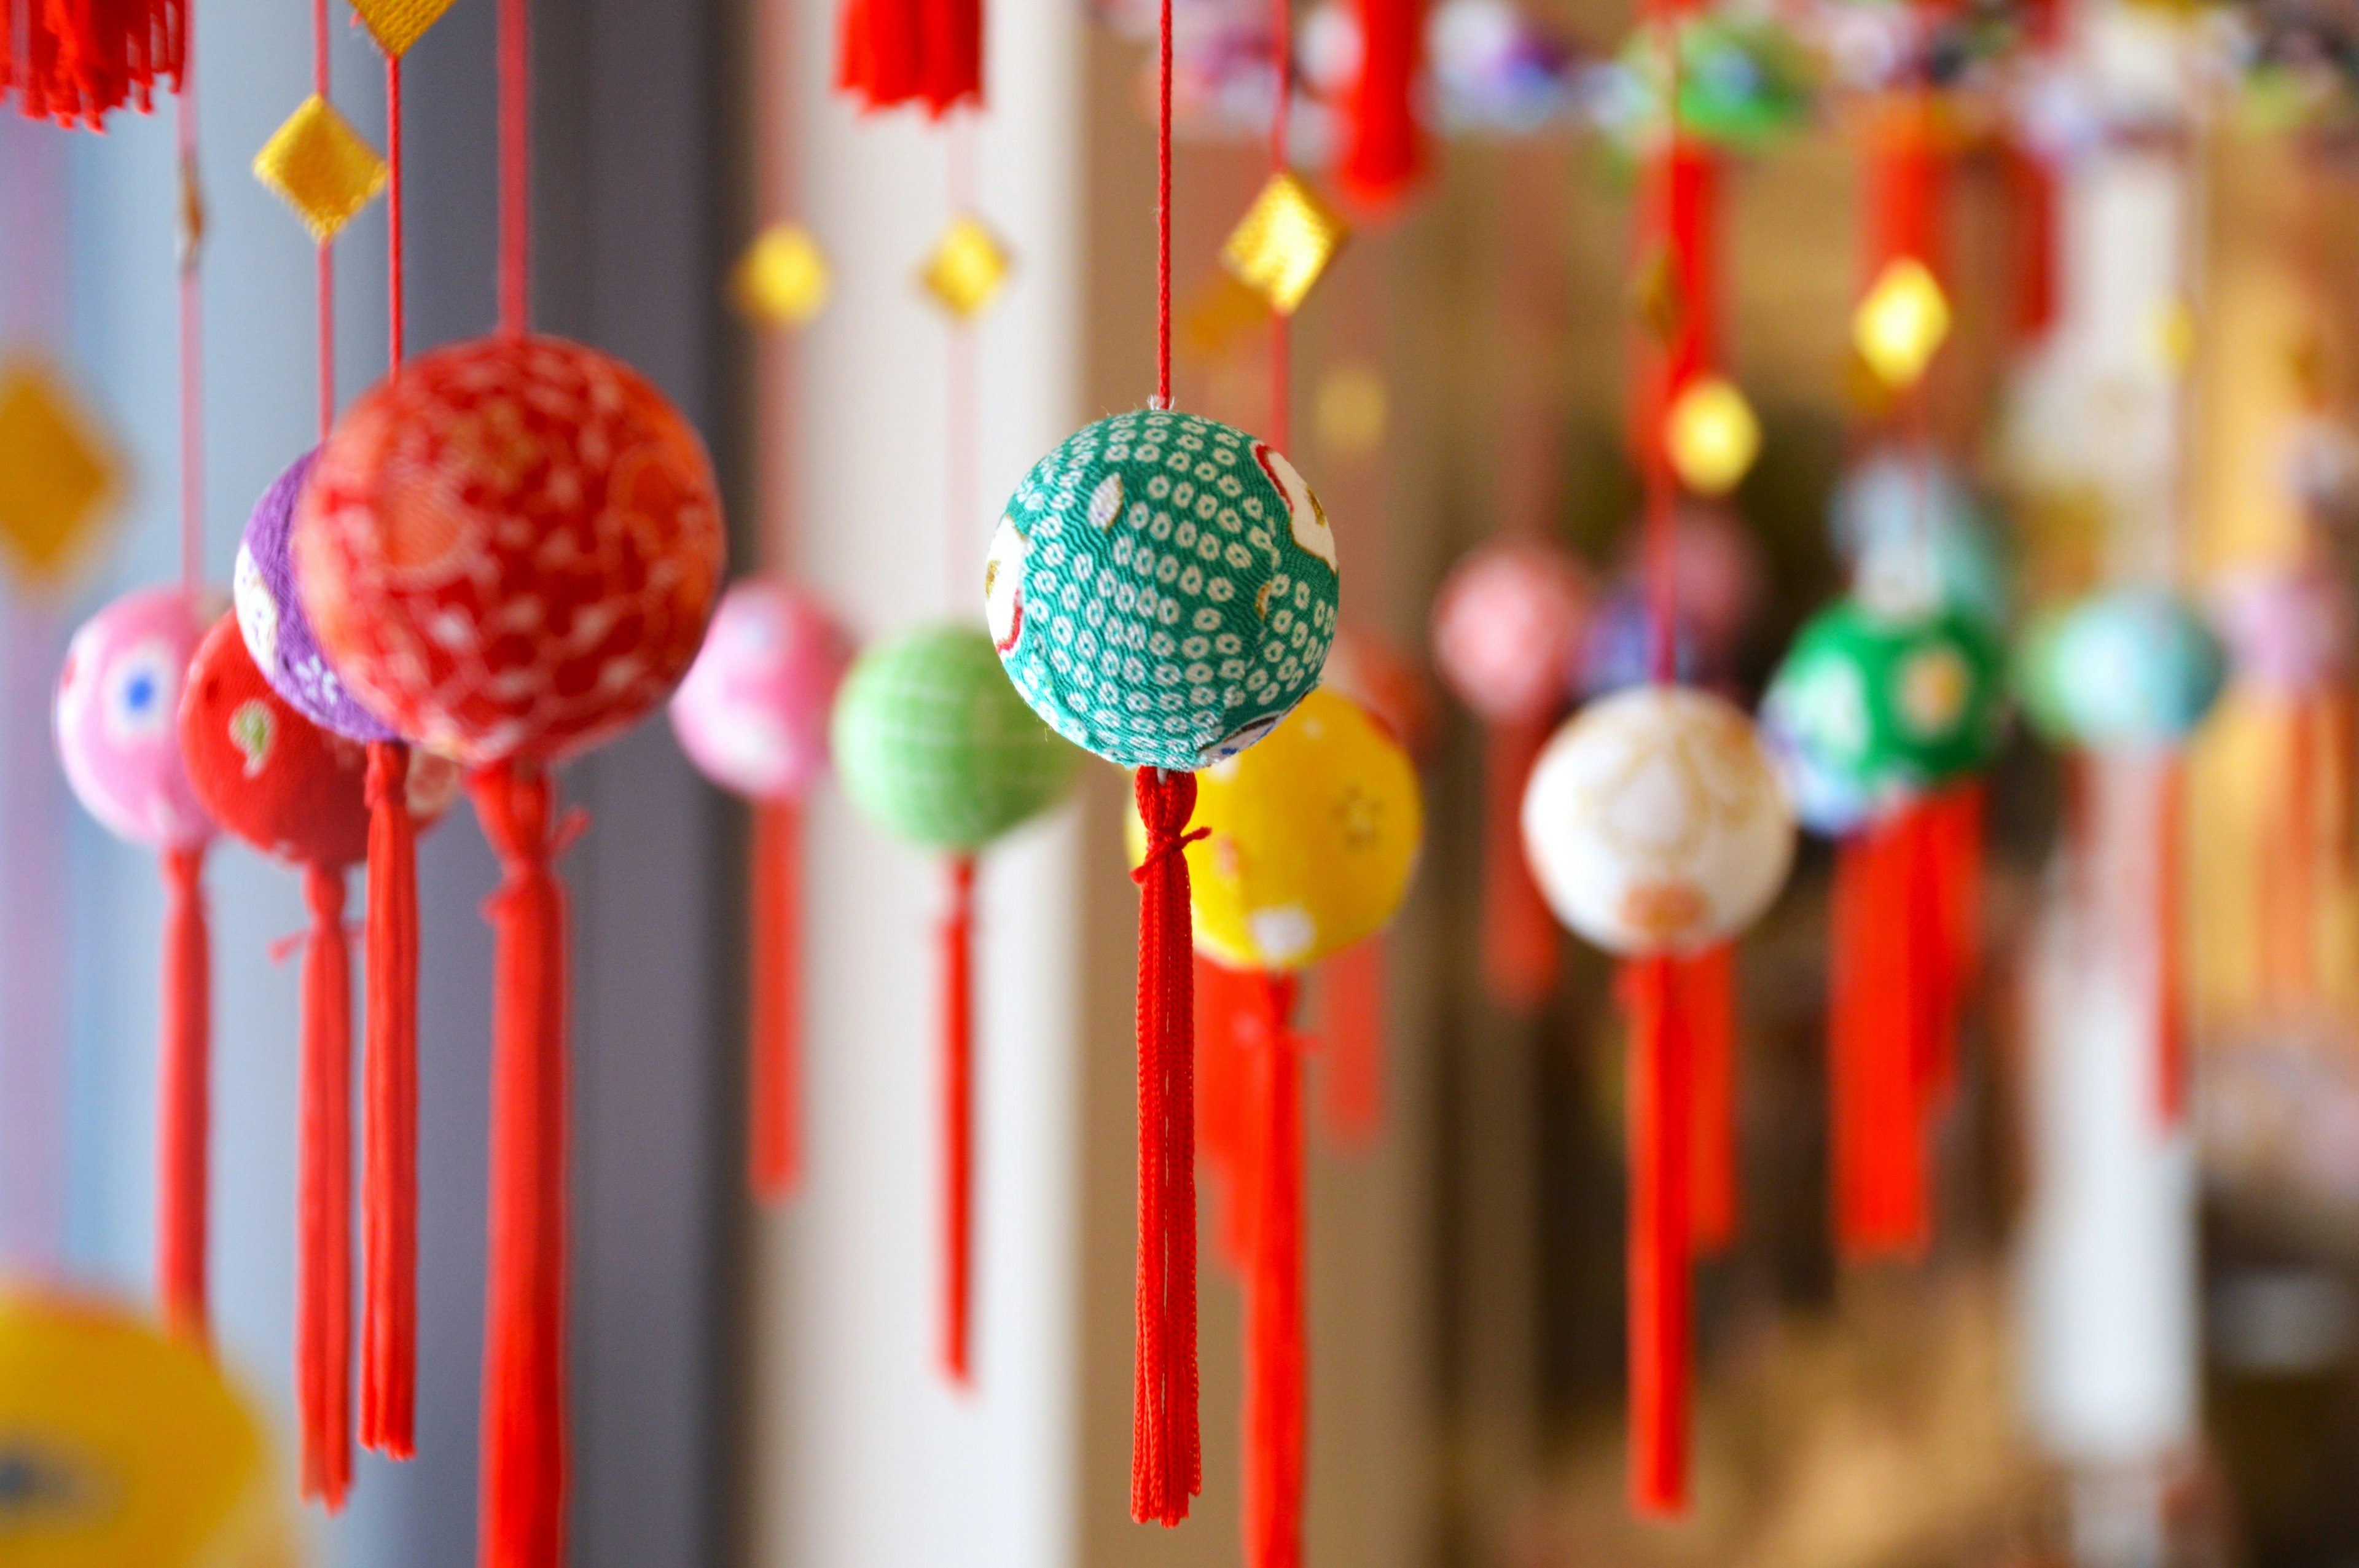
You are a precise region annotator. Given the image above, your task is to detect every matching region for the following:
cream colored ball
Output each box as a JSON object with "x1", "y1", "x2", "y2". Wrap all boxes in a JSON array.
[{"x1": 1520, "y1": 685, "x2": 1794, "y2": 956}]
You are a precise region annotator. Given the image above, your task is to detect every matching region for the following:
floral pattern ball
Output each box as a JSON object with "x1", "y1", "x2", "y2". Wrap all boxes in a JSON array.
[
  {"x1": 294, "y1": 335, "x2": 727, "y2": 769},
  {"x1": 985, "y1": 410, "x2": 1341, "y2": 774},
  {"x1": 234, "y1": 447, "x2": 397, "y2": 743},
  {"x1": 55, "y1": 585, "x2": 221, "y2": 852}
]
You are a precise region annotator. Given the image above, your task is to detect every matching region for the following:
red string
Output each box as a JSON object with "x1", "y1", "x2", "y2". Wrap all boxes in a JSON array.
[
  {"x1": 1624, "y1": 954, "x2": 1691, "y2": 1515},
  {"x1": 1266, "y1": 0, "x2": 1291, "y2": 452},
  {"x1": 1242, "y1": 970, "x2": 1305, "y2": 1568},
  {"x1": 297, "y1": 863, "x2": 354, "y2": 1511},
  {"x1": 498, "y1": 0, "x2": 531, "y2": 337},
  {"x1": 176, "y1": 60, "x2": 202, "y2": 592},
  {"x1": 748, "y1": 798, "x2": 804, "y2": 1198},
  {"x1": 1154, "y1": 0, "x2": 1173, "y2": 409},
  {"x1": 1316, "y1": 938, "x2": 1384, "y2": 1150},
  {"x1": 946, "y1": 117, "x2": 979, "y2": 610},
  {"x1": 157, "y1": 845, "x2": 211, "y2": 1343},
  {"x1": 388, "y1": 58, "x2": 405, "y2": 368},
  {"x1": 360, "y1": 743, "x2": 420, "y2": 1459},
  {"x1": 941, "y1": 855, "x2": 978, "y2": 1384},
  {"x1": 1681, "y1": 944, "x2": 1735, "y2": 1254},
  {"x1": 311, "y1": 0, "x2": 336, "y2": 440}
]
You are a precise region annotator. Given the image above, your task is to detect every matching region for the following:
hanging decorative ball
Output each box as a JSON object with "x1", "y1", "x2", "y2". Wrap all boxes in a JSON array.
[
  {"x1": 1831, "y1": 450, "x2": 2008, "y2": 629},
  {"x1": 2210, "y1": 562, "x2": 2352, "y2": 698},
  {"x1": 56, "y1": 585, "x2": 221, "y2": 851},
  {"x1": 179, "y1": 616, "x2": 460, "y2": 867},
  {"x1": 670, "y1": 578, "x2": 855, "y2": 801},
  {"x1": 1519, "y1": 684, "x2": 1794, "y2": 955},
  {"x1": 833, "y1": 623, "x2": 1083, "y2": 852},
  {"x1": 294, "y1": 335, "x2": 727, "y2": 768},
  {"x1": 2041, "y1": 587, "x2": 2226, "y2": 750},
  {"x1": 1430, "y1": 538, "x2": 1593, "y2": 724},
  {"x1": 1321, "y1": 621, "x2": 1436, "y2": 759},
  {"x1": 1760, "y1": 599, "x2": 2006, "y2": 834},
  {"x1": 1140, "y1": 688, "x2": 1423, "y2": 971},
  {"x1": 233, "y1": 447, "x2": 397, "y2": 743},
  {"x1": 986, "y1": 410, "x2": 1340, "y2": 773}
]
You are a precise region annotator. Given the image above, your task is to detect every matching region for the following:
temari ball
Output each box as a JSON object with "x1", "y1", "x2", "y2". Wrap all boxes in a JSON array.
[
  {"x1": 670, "y1": 577, "x2": 853, "y2": 801},
  {"x1": 57, "y1": 585, "x2": 222, "y2": 851},
  {"x1": 233, "y1": 447, "x2": 397, "y2": 743}
]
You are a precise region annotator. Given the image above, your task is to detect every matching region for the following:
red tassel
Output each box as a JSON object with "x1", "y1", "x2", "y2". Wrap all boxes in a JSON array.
[
  {"x1": 1197, "y1": 954, "x2": 1254, "y2": 1273},
  {"x1": 1866, "y1": 96, "x2": 1944, "y2": 279},
  {"x1": 2, "y1": 0, "x2": 186, "y2": 127},
  {"x1": 835, "y1": 0, "x2": 980, "y2": 115},
  {"x1": 157, "y1": 843, "x2": 210, "y2": 1342},
  {"x1": 1131, "y1": 768, "x2": 1206, "y2": 1526},
  {"x1": 1637, "y1": 139, "x2": 1719, "y2": 408},
  {"x1": 1680, "y1": 945, "x2": 1735, "y2": 1254},
  {"x1": 1316, "y1": 938, "x2": 1385, "y2": 1150},
  {"x1": 2155, "y1": 759, "x2": 2187, "y2": 1125},
  {"x1": 361, "y1": 741, "x2": 420, "y2": 1459},
  {"x1": 2002, "y1": 143, "x2": 2059, "y2": 344},
  {"x1": 1482, "y1": 719, "x2": 1558, "y2": 1011},
  {"x1": 297, "y1": 862, "x2": 354, "y2": 1511},
  {"x1": 941, "y1": 854, "x2": 977, "y2": 1384},
  {"x1": 1829, "y1": 817, "x2": 1933, "y2": 1260},
  {"x1": 748, "y1": 798, "x2": 804, "y2": 1200},
  {"x1": 1337, "y1": 0, "x2": 1420, "y2": 208},
  {"x1": 470, "y1": 762, "x2": 573, "y2": 1568},
  {"x1": 1242, "y1": 970, "x2": 1305, "y2": 1568},
  {"x1": 1622, "y1": 954, "x2": 1692, "y2": 1515},
  {"x1": 1918, "y1": 783, "x2": 1982, "y2": 1105}
]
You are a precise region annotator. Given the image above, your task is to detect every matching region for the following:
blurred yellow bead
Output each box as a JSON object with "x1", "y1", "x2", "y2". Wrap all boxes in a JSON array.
[
  {"x1": 0, "y1": 360, "x2": 119, "y2": 585},
  {"x1": 921, "y1": 215, "x2": 1012, "y2": 320},
  {"x1": 1852, "y1": 257, "x2": 1950, "y2": 389},
  {"x1": 733, "y1": 224, "x2": 832, "y2": 329},
  {"x1": 253, "y1": 96, "x2": 387, "y2": 243},
  {"x1": 1664, "y1": 375, "x2": 1760, "y2": 496},
  {"x1": 1221, "y1": 171, "x2": 1348, "y2": 316},
  {"x1": 1315, "y1": 362, "x2": 1388, "y2": 458}
]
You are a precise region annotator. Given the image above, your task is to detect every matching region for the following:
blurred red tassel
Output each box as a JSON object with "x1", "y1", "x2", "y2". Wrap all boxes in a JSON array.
[
  {"x1": 2, "y1": 0, "x2": 186, "y2": 127},
  {"x1": 157, "y1": 844, "x2": 210, "y2": 1343},
  {"x1": 1242, "y1": 970, "x2": 1306, "y2": 1568},
  {"x1": 1197, "y1": 955, "x2": 1254, "y2": 1272},
  {"x1": 2001, "y1": 144, "x2": 2059, "y2": 343},
  {"x1": 835, "y1": 0, "x2": 980, "y2": 115},
  {"x1": 1829, "y1": 815, "x2": 1935, "y2": 1261},
  {"x1": 297, "y1": 864, "x2": 354, "y2": 1511},
  {"x1": 1622, "y1": 954, "x2": 1692, "y2": 1515},
  {"x1": 748, "y1": 799, "x2": 804, "y2": 1200},
  {"x1": 361, "y1": 742, "x2": 420, "y2": 1459},
  {"x1": 1866, "y1": 96, "x2": 1944, "y2": 278},
  {"x1": 1318, "y1": 938, "x2": 1385, "y2": 1150},
  {"x1": 1680, "y1": 945, "x2": 1735, "y2": 1254},
  {"x1": 1337, "y1": 0, "x2": 1420, "y2": 208},
  {"x1": 1481, "y1": 719, "x2": 1557, "y2": 1010},
  {"x1": 940, "y1": 855, "x2": 977, "y2": 1384}
]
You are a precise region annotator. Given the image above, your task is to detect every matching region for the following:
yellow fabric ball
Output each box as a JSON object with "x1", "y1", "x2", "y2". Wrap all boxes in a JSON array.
[{"x1": 1131, "y1": 688, "x2": 1422, "y2": 971}]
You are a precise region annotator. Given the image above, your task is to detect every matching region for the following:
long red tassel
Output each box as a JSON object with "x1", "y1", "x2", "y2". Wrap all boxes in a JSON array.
[
  {"x1": 1242, "y1": 970, "x2": 1305, "y2": 1568},
  {"x1": 1680, "y1": 945, "x2": 1735, "y2": 1254},
  {"x1": 471, "y1": 762, "x2": 572, "y2": 1568},
  {"x1": 1131, "y1": 768, "x2": 1205, "y2": 1526},
  {"x1": 1, "y1": 0, "x2": 186, "y2": 125},
  {"x1": 1317, "y1": 938, "x2": 1385, "y2": 1150},
  {"x1": 1482, "y1": 719, "x2": 1558, "y2": 1011},
  {"x1": 157, "y1": 843, "x2": 211, "y2": 1341},
  {"x1": 749, "y1": 798, "x2": 804, "y2": 1199},
  {"x1": 1197, "y1": 955, "x2": 1254, "y2": 1272},
  {"x1": 1337, "y1": 0, "x2": 1420, "y2": 208},
  {"x1": 1829, "y1": 817, "x2": 1933, "y2": 1260},
  {"x1": 941, "y1": 854, "x2": 977, "y2": 1384},
  {"x1": 297, "y1": 862, "x2": 354, "y2": 1510},
  {"x1": 361, "y1": 741, "x2": 420, "y2": 1459},
  {"x1": 1622, "y1": 954, "x2": 1691, "y2": 1515}
]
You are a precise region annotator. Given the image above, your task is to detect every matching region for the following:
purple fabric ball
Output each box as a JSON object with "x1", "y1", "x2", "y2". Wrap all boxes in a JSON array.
[{"x1": 233, "y1": 449, "x2": 399, "y2": 743}]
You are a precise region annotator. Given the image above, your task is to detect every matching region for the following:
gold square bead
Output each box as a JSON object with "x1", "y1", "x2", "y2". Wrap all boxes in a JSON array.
[
  {"x1": 254, "y1": 96, "x2": 389, "y2": 243},
  {"x1": 350, "y1": 0, "x2": 460, "y2": 58},
  {"x1": 732, "y1": 225, "x2": 832, "y2": 329},
  {"x1": 0, "y1": 362, "x2": 120, "y2": 584},
  {"x1": 1664, "y1": 375, "x2": 1760, "y2": 496},
  {"x1": 1221, "y1": 171, "x2": 1347, "y2": 316},
  {"x1": 1853, "y1": 257, "x2": 1951, "y2": 389},
  {"x1": 921, "y1": 216, "x2": 1012, "y2": 320}
]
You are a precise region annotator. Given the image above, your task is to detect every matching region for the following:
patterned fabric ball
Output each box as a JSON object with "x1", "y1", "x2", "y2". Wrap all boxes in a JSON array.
[
  {"x1": 1761, "y1": 600, "x2": 2006, "y2": 833},
  {"x1": 2043, "y1": 587, "x2": 2226, "y2": 749},
  {"x1": 294, "y1": 335, "x2": 727, "y2": 768},
  {"x1": 1430, "y1": 539, "x2": 1592, "y2": 724},
  {"x1": 1520, "y1": 685, "x2": 1794, "y2": 956},
  {"x1": 1143, "y1": 688, "x2": 1422, "y2": 972},
  {"x1": 2210, "y1": 563, "x2": 2351, "y2": 696},
  {"x1": 56, "y1": 586, "x2": 221, "y2": 851},
  {"x1": 1833, "y1": 451, "x2": 2008, "y2": 628},
  {"x1": 180, "y1": 616, "x2": 461, "y2": 868},
  {"x1": 986, "y1": 410, "x2": 1342, "y2": 773},
  {"x1": 669, "y1": 578, "x2": 853, "y2": 801},
  {"x1": 833, "y1": 623, "x2": 1083, "y2": 852},
  {"x1": 233, "y1": 448, "x2": 396, "y2": 743}
]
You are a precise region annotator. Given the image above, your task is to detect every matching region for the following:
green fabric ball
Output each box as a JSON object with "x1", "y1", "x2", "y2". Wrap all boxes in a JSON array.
[
  {"x1": 985, "y1": 410, "x2": 1342, "y2": 774},
  {"x1": 832, "y1": 623, "x2": 1082, "y2": 852},
  {"x1": 1762, "y1": 599, "x2": 2006, "y2": 815}
]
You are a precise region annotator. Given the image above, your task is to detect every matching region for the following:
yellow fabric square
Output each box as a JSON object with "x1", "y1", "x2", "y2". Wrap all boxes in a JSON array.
[
  {"x1": 733, "y1": 225, "x2": 832, "y2": 329},
  {"x1": 1221, "y1": 171, "x2": 1347, "y2": 316},
  {"x1": 253, "y1": 96, "x2": 389, "y2": 243},
  {"x1": 1853, "y1": 257, "x2": 1951, "y2": 389},
  {"x1": 350, "y1": 0, "x2": 460, "y2": 58},
  {"x1": 0, "y1": 362, "x2": 120, "y2": 585},
  {"x1": 1664, "y1": 376, "x2": 1760, "y2": 496},
  {"x1": 921, "y1": 216, "x2": 1012, "y2": 321}
]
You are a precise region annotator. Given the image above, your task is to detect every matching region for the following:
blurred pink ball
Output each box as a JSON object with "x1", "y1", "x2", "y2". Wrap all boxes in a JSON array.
[
  {"x1": 1612, "y1": 505, "x2": 1766, "y2": 665},
  {"x1": 669, "y1": 578, "x2": 854, "y2": 800},
  {"x1": 1323, "y1": 623, "x2": 1437, "y2": 759},
  {"x1": 55, "y1": 585, "x2": 220, "y2": 851},
  {"x1": 1430, "y1": 540, "x2": 1594, "y2": 724},
  {"x1": 2210, "y1": 564, "x2": 2352, "y2": 697}
]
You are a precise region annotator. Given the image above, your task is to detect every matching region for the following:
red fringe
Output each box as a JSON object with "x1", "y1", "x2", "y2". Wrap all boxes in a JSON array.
[
  {"x1": 1131, "y1": 769, "x2": 1205, "y2": 1526},
  {"x1": 941, "y1": 855, "x2": 977, "y2": 1384},
  {"x1": 297, "y1": 863, "x2": 354, "y2": 1510},
  {"x1": 1242, "y1": 971, "x2": 1305, "y2": 1568},
  {"x1": 1680, "y1": 945, "x2": 1735, "y2": 1254},
  {"x1": 1336, "y1": 0, "x2": 1420, "y2": 208},
  {"x1": 834, "y1": 0, "x2": 981, "y2": 115},
  {"x1": 1317, "y1": 938, "x2": 1385, "y2": 1150},
  {"x1": 1622, "y1": 954, "x2": 1692, "y2": 1515},
  {"x1": 2, "y1": 0, "x2": 186, "y2": 127},
  {"x1": 157, "y1": 844, "x2": 210, "y2": 1342},
  {"x1": 361, "y1": 742, "x2": 420, "y2": 1459},
  {"x1": 1482, "y1": 719, "x2": 1557, "y2": 1011},
  {"x1": 470, "y1": 763, "x2": 573, "y2": 1568},
  {"x1": 749, "y1": 798, "x2": 804, "y2": 1200}
]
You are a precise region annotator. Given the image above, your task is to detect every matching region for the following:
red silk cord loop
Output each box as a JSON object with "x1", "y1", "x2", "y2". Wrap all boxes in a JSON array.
[
  {"x1": 1242, "y1": 970, "x2": 1306, "y2": 1568},
  {"x1": 941, "y1": 854, "x2": 979, "y2": 1385},
  {"x1": 1131, "y1": 768, "x2": 1203, "y2": 1525},
  {"x1": 297, "y1": 863, "x2": 355, "y2": 1511},
  {"x1": 361, "y1": 743, "x2": 420, "y2": 1459},
  {"x1": 469, "y1": 763, "x2": 573, "y2": 1568},
  {"x1": 1624, "y1": 954, "x2": 1692, "y2": 1515},
  {"x1": 158, "y1": 845, "x2": 211, "y2": 1343},
  {"x1": 749, "y1": 798, "x2": 805, "y2": 1199}
]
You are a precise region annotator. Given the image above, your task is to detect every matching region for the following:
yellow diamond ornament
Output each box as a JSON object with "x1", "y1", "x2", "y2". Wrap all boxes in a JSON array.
[
  {"x1": 350, "y1": 0, "x2": 461, "y2": 57},
  {"x1": 921, "y1": 216, "x2": 1012, "y2": 320},
  {"x1": 0, "y1": 361, "x2": 122, "y2": 585},
  {"x1": 732, "y1": 225, "x2": 832, "y2": 329},
  {"x1": 1315, "y1": 362, "x2": 1388, "y2": 457},
  {"x1": 253, "y1": 96, "x2": 389, "y2": 243},
  {"x1": 1221, "y1": 170, "x2": 1348, "y2": 316},
  {"x1": 1664, "y1": 375, "x2": 1760, "y2": 496},
  {"x1": 1852, "y1": 257, "x2": 1951, "y2": 389}
]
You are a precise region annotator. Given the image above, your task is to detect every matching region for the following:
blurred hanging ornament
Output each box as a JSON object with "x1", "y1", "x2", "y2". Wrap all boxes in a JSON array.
[
  {"x1": 2210, "y1": 561, "x2": 2352, "y2": 698},
  {"x1": 1853, "y1": 257, "x2": 1952, "y2": 391},
  {"x1": 2039, "y1": 587, "x2": 2226, "y2": 751},
  {"x1": 55, "y1": 586, "x2": 219, "y2": 1342},
  {"x1": 0, "y1": 0, "x2": 186, "y2": 126},
  {"x1": 1222, "y1": 171, "x2": 1350, "y2": 316},
  {"x1": 1603, "y1": 14, "x2": 1814, "y2": 152},
  {"x1": 836, "y1": 0, "x2": 983, "y2": 114},
  {"x1": 237, "y1": 451, "x2": 396, "y2": 743},
  {"x1": 1337, "y1": 0, "x2": 1423, "y2": 205},
  {"x1": 0, "y1": 359, "x2": 122, "y2": 585},
  {"x1": 1431, "y1": 538, "x2": 1594, "y2": 1009},
  {"x1": 1831, "y1": 448, "x2": 2008, "y2": 629}
]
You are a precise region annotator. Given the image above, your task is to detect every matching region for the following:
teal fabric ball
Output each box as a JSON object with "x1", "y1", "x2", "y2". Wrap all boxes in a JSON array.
[
  {"x1": 985, "y1": 411, "x2": 1342, "y2": 774},
  {"x1": 2045, "y1": 588, "x2": 2226, "y2": 750},
  {"x1": 831, "y1": 623, "x2": 1082, "y2": 852}
]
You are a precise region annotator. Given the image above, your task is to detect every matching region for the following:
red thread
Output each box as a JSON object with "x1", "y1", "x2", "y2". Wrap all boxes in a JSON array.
[
  {"x1": 471, "y1": 762, "x2": 573, "y2": 1568},
  {"x1": 1242, "y1": 970, "x2": 1305, "y2": 1568},
  {"x1": 498, "y1": 0, "x2": 530, "y2": 337},
  {"x1": 941, "y1": 854, "x2": 978, "y2": 1384},
  {"x1": 1316, "y1": 939, "x2": 1384, "y2": 1150},
  {"x1": 157, "y1": 844, "x2": 211, "y2": 1342},
  {"x1": 360, "y1": 743, "x2": 420, "y2": 1459},
  {"x1": 748, "y1": 798, "x2": 804, "y2": 1198},
  {"x1": 1480, "y1": 717, "x2": 1557, "y2": 1008},
  {"x1": 388, "y1": 57, "x2": 405, "y2": 368},
  {"x1": 1, "y1": 0, "x2": 186, "y2": 126},
  {"x1": 1623, "y1": 954, "x2": 1691, "y2": 1515},
  {"x1": 176, "y1": 63, "x2": 202, "y2": 591},
  {"x1": 1266, "y1": 0, "x2": 1291, "y2": 451},
  {"x1": 1154, "y1": 0, "x2": 1173, "y2": 410},
  {"x1": 1680, "y1": 943, "x2": 1735, "y2": 1253},
  {"x1": 297, "y1": 862, "x2": 355, "y2": 1511}
]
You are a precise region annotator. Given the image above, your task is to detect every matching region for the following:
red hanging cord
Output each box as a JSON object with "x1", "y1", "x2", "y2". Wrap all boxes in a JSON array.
[
  {"x1": 1681, "y1": 944, "x2": 1735, "y2": 1253},
  {"x1": 1623, "y1": 954, "x2": 1692, "y2": 1515},
  {"x1": 313, "y1": 0, "x2": 335, "y2": 440},
  {"x1": 1266, "y1": 0, "x2": 1291, "y2": 452},
  {"x1": 748, "y1": 798, "x2": 804, "y2": 1197},
  {"x1": 1154, "y1": 0, "x2": 1173, "y2": 410},
  {"x1": 157, "y1": 844, "x2": 211, "y2": 1342},
  {"x1": 941, "y1": 854, "x2": 978, "y2": 1384},
  {"x1": 1242, "y1": 970, "x2": 1305, "y2": 1568},
  {"x1": 498, "y1": 0, "x2": 530, "y2": 337},
  {"x1": 178, "y1": 66, "x2": 203, "y2": 591},
  {"x1": 387, "y1": 58, "x2": 404, "y2": 366},
  {"x1": 297, "y1": 862, "x2": 355, "y2": 1510}
]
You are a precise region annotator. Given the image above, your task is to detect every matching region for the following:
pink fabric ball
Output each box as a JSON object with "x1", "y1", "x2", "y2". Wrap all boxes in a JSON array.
[
  {"x1": 55, "y1": 585, "x2": 221, "y2": 851},
  {"x1": 1430, "y1": 540, "x2": 1594, "y2": 724},
  {"x1": 668, "y1": 579, "x2": 853, "y2": 800},
  {"x1": 2211, "y1": 564, "x2": 2352, "y2": 697}
]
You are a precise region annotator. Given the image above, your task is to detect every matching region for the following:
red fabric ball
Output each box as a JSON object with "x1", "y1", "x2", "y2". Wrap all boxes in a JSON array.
[
  {"x1": 179, "y1": 616, "x2": 461, "y2": 867},
  {"x1": 294, "y1": 335, "x2": 727, "y2": 768}
]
